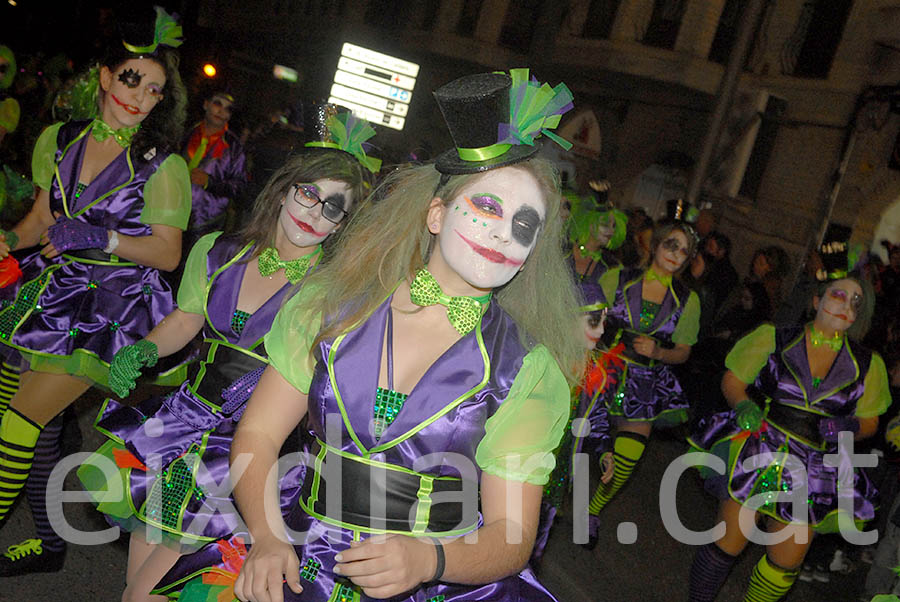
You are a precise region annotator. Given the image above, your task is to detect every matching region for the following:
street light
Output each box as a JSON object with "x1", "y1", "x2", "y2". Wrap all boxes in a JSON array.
[{"x1": 202, "y1": 63, "x2": 217, "y2": 78}]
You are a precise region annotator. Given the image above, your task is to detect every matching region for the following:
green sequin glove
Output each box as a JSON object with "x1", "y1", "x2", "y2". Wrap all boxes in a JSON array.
[
  {"x1": 0, "y1": 229, "x2": 18, "y2": 250},
  {"x1": 734, "y1": 399, "x2": 763, "y2": 432},
  {"x1": 108, "y1": 339, "x2": 158, "y2": 398}
]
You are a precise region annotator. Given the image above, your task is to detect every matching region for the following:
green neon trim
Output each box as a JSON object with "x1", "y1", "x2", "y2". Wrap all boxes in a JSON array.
[
  {"x1": 60, "y1": 253, "x2": 135, "y2": 267},
  {"x1": 327, "y1": 332, "x2": 369, "y2": 455},
  {"x1": 370, "y1": 310, "x2": 490, "y2": 454},
  {"x1": 315, "y1": 440, "x2": 461, "y2": 480},
  {"x1": 55, "y1": 124, "x2": 136, "y2": 219},
  {"x1": 203, "y1": 241, "x2": 255, "y2": 342},
  {"x1": 150, "y1": 567, "x2": 234, "y2": 595},
  {"x1": 413, "y1": 476, "x2": 434, "y2": 534},
  {"x1": 308, "y1": 442, "x2": 327, "y2": 508},
  {"x1": 297, "y1": 495, "x2": 476, "y2": 538},
  {"x1": 579, "y1": 302, "x2": 607, "y2": 313},
  {"x1": 91, "y1": 398, "x2": 125, "y2": 444},
  {"x1": 457, "y1": 143, "x2": 511, "y2": 162}
]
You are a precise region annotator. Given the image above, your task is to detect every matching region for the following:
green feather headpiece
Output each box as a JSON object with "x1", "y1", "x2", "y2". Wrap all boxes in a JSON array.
[
  {"x1": 123, "y1": 6, "x2": 184, "y2": 54},
  {"x1": 498, "y1": 68, "x2": 574, "y2": 151},
  {"x1": 306, "y1": 111, "x2": 381, "y2": 174}
]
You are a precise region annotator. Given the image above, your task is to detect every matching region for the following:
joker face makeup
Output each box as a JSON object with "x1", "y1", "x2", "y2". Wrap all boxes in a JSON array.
[
  {"x1": 100, "y1": 58, "x2": 165, "y2": 129},
  {"x1": 430, "y1": 167, "x2": 545, "y2": 291},
  {"x1": 814, "y1": 278, "x2": 862, "y2": 334},
  {"x1": 652, "y1": 230, "x2": 689, "y2": 275},
  {"x1": 278, "y1": 178, "x2": 351, "y2": 248}
]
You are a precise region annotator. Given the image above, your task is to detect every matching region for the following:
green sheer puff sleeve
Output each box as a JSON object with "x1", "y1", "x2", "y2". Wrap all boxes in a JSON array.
[
  {"x1": 176, "y1": 231, "x2": 222, "y2": 316},
  {"x1": 31, "y1": 122, "x2": 64, "y2": 192},
  {"x1": 725, "y1": 323, "x2": 776, "y2": 384},
  {"x1": 597, "y1": 266, "x2": 621, "y2": 308},
  {"x1": 264, "y1": 285, "x2": 322, "y2": 395},
  {"x1": 475, "y1": 345, "x2": 570, "y2": 485},
  {"x1": 140, "y1": 154, "x2": 191, "y2": 230},
  {"x1": 672, "y1": 290, "x2": 701, "y2": 346},
  {"x1": 856, "y1": 352, "x2": 891, "y2": 418}
]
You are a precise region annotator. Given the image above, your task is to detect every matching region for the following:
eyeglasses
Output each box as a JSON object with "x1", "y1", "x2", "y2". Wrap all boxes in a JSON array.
[
  {"x1": 291, "y1": 184, "x2": 347, "y2": 224},
  {"x1": 828, "y1": 287, "x2": 863, "y2": 312}
]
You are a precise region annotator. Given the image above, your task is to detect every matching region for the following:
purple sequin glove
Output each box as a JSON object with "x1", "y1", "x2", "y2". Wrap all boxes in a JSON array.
[
  {"x1": 818, "y1": 416, "x2": 860, "y2": 443},
  {"x1": 46, "y1": 218, "x2": 109, "y2": 253}
]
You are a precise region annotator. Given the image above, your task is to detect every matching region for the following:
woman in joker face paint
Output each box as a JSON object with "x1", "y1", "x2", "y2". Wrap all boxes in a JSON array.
[
  {"x1": 279, "y1": 178, "x2": 352, "y2": 247},
  {"x1": 428, "y1": 166, "x2": 545, "y2": 292},
  {"x1": 0, "y1": 7, "x2": 190, "y2": 578}
]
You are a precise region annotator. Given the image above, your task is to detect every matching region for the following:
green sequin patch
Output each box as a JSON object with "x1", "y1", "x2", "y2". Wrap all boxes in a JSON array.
[
  {"x1": 300, "y1": 557, "x2": 321, "y2": 582},
  {"x1": 427, "y1": 596, "x2": 446, "y2": 602},
  {"x1": 336, "y1": 583, "x2": 359, "y2": 602},
  {"x1": 639, "y1": 299, "x2": 660, "y2": 332},
  {"x1": 231, "y1": 309, "x2": 251, "y2": 335},
  {"x1": 374, "y1": 387, "x2": 408, "y2": 440},
  {"x1": 144, "y1": 451, "x2": 205, "y2": 531},
  {"x1": 0, "y1": 272, "x2": 52, "y2": 340}
]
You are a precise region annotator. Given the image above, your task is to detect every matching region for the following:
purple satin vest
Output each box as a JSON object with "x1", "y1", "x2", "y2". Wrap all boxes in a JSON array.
[{"x1": 306, "y1": 297, "x2": 530, "y2": 478}]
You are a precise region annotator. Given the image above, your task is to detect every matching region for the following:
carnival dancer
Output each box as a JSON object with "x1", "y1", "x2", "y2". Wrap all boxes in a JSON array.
[
  {"x1": 583, "y1": 219, "x2": 700, "y2": 547},
  {"x1": 0, "y1": 7, "x2": 190, "y2": 575},
  {"x1": 78, "y1": 110, "x2": 377, "y2": 602},
  {"x1": 687, "y1": 245, "x2": 890, "y2": 602},
  {"x1": 152, "y1": 69, "x2": 582, "y2": 602}
]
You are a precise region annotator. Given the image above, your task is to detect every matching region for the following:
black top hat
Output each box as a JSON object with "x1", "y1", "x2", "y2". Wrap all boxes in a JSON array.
[
  {"x1": 433, "y1": 73, "x2": 540, "y2": 175},
  {"x1": 816, "y1": 240, "x2": 850, "y2": 282}
]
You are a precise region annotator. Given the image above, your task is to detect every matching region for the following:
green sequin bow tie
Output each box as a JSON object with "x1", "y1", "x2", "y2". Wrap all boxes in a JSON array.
[
  {"x1": 257, "y1": 246, "x2": 319, "y2": 284},
  {"x1": 91, "y1": 119, "x2": 140, "y2": 148},
  {"x1": 809, "y1": 326, "x2": 843, "y2": 352},
  {"x1": 643, "y1": 267, "x2": 672, "y2": 287},
  {"x1": 408, "y1": 269, "x2": 490, "y2": 335}
]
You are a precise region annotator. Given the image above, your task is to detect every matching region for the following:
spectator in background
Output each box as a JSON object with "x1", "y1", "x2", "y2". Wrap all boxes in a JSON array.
[
  {"x1": 183, "y1": 91, "x2": 248, "y2": 236},
  {"x1": 0, "y1": 45, "x2": 20, "y2": 149},
  {"x1": 746, "y1": 245, "x2": 790, "y2": 319}
]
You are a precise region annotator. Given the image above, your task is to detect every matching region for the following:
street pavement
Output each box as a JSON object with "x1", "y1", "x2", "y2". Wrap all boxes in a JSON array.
[{"x1": 0, "y1": 391, "x2": 875, "y2": 601}]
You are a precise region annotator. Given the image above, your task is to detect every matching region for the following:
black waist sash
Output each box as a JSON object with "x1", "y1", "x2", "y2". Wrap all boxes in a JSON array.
[
  {"x1": 189, "y1": 341, "x2": 266, "y2": 408},
  {"x1": 765, "y1": 403, "x2": 825, "y2": 449},
  {"x1": 63, "y1": 248, "x2": 135, "y2": 265},
  {"x1": 298, "y1": 440, "x2": 479, "y2": 536}
]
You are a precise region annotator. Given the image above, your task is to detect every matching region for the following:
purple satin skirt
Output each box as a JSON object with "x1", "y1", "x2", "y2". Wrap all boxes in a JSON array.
[
  {"x1": 0, "y1": 250, "x2": 174, "y2": 367},
  {"x1": 79, "y1": 383, "x2": 306, "y2": 550},
  {"x1": 690, "y1": 410, "x2": 878, "y2": 531},
  {"x1": 602, "y1": 360, "x2": 688, "y2": 426}
]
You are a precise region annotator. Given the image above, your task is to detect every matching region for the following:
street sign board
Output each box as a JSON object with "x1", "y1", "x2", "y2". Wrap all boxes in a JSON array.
[{"x1": 330, "y1": 43, "x2": 418, "y2": 131}]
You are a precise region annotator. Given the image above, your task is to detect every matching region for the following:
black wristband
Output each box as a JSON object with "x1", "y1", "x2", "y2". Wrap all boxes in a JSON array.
[{"x1": 431, "y1": 539, "x2": 445, "y2": 582}]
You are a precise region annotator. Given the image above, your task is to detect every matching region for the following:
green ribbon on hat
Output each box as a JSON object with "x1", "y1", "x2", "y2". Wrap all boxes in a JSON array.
[
  {"x1": 122, "y1": 6, "x2": 184, "y2": 54},
  {"x1": 306, "y1": 112, "x2": 381, "y2": 173},
  {"x1": 257, "y1": 246, "x2": 319, "y2": 284},
  {"x1": 408, "y1": 269, "x2": 490, "y2": 335}
]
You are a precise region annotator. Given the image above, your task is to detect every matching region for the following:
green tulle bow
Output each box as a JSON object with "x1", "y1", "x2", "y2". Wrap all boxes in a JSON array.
[
  {"x1": 306, "y1": 112, "x2": 381, "y2": 173},
  {"x1": 498, "y1": 68, "x2": 574, "y2": 151},
  {"x1": 123, "y1": 6, "x2": 184, "y2": 54}
]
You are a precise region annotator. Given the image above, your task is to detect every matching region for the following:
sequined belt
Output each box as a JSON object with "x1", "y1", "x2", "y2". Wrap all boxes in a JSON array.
[
  {"x1": 298, "y1": 440, "x2": 479, "y2": 536},
  {"x1": 765, "y1": 403, "x2": 826, "y2": 450},
  {"x1": 63, "y1": 248, "x2": 135, "y2": 266},
  {"x1": 189, "y1": 341, "x2": 267, "y2": 409}
]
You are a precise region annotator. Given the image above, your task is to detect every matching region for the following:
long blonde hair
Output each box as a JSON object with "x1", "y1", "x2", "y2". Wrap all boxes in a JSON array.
[{"x1": 299, "y1": 158, "x2": 586, "y2": 384}]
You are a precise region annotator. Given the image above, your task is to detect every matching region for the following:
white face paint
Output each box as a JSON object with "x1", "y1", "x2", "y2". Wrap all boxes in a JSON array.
[
  {"x1": 652, "y1": 229, "x2": 689, "y2": 275},
  {"x1": 814, "y1": 278, "x2": 863, "y2": 334},
  {"x1": 431, "y1": 167, "x2": 545, "y2": 291},
  {"x1": 278, "y1": 178, "x2": 351, "y2": 248},
  {"x1": 100, "y1": 58, "x2": 166, "y2": 130}
]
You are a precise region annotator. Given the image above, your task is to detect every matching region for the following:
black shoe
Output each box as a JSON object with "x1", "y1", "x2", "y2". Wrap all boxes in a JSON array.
[
  {"x1": 580, "y1": 515, "x2": 601, "y2": 551},
  {"x1": 0, "y1": 538, "x2": 65, "y2": 576}
]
